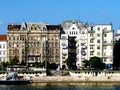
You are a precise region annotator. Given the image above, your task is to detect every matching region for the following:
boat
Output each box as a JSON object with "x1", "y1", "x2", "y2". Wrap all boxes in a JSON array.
[{"x1": 0, "y1": 71, "x2": 30, "y2": 85}]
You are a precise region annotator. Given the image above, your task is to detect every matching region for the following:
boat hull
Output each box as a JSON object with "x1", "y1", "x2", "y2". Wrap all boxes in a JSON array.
[{"x1": 0, "y1": 80, "x2": 30, "y2": 85}]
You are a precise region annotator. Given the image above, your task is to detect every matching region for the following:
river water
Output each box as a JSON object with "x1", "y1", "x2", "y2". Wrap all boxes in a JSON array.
[{"x1": 0, "y1": 83, "x2": 120, "y2": 90}]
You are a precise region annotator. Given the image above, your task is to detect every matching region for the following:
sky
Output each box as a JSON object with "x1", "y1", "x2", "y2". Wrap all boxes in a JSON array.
[{"x1": 0, "y1": 0, "x2": 120, "y2": 34}]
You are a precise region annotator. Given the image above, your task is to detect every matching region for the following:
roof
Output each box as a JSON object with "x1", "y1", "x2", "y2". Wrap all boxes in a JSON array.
[
  {"x1": 46, "y1": 25, "x2": 62, "y2": 30},
  {"x1": 0, "y1": 35, "x2": 7, "y2": 41}
]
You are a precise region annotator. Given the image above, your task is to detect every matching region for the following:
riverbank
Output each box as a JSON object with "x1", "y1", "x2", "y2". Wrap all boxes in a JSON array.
[{"x1": 30, "y1": 76, "x2": 120, "y2": 83}]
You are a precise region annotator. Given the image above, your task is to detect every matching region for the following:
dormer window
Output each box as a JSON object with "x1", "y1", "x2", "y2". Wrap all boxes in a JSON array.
[
  {"x1": 43, "y1": 27, "x2": 46, "y2": 30},
  {"x1": 31, "y1": 26, "x2": 33, "y2": 30},
  {"x1": 91, "y1": 26, "x2": 93, "y2": 31},
  {"x1": 35, "y1": 27, "x2": 37, "y2": 30}
]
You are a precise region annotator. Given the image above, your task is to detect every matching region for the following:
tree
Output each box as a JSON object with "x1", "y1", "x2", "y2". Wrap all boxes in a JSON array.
[
  {"x1": 9, "y1": 56, "x2": 19, "y2": 65},
  {"x1": 82, "y1": 59, "x2": 90, "y2": 68},
  {"x1": 66, "y1": 58, "x2": 76, "y2": 70},
  {"x1": 89, "y1": 56, "x2": 105, "y2": 70},
  {"x1": 34, "y1": 61, "x2": 43, "y2": 68},
  {"x1": 49, "y1": 63, "x2": 57, "y2": 70}
]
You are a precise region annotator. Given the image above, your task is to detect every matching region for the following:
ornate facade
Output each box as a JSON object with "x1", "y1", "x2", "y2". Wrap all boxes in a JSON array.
[
  {"x1": 60, "y1": 20, "x2": 113, "y2": 69},
  {"x1": 7, "y1": 22, "x2": 61, "y2": 67}
]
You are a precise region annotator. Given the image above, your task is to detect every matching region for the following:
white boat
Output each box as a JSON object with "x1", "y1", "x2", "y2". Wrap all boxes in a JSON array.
[{"x1": 0, "y1": 71, "x2": 30, "y2": 85}]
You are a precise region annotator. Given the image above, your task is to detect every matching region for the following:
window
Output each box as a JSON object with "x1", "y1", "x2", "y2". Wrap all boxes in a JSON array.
[
  {"x1": 17, "y1": 37, "x2": 19, "y2": 40},
  {"x1": 9, "y1": 37, "x2": 11, "y2": 40},
  {"x1": 104, "y1": 58, "x2": 106, "y2": 62},
  {"x1": 31, "y1": 26, "x2": 33, "y2": 30},
  {"x1": 3, "y1": 44, "x2": 5, "y2": 48},
  {"x1": 91, "y1": 26, "x2": 93, "y2": 31},
  {"x1": 76, "y1": 31, "x2": 78, "y2": 34},
  {"x1": 98, "y1": 27, "x2": 100, "y2": 30},
  {"x1": 104, "y1": 52, "x2": 106, "y2": 56},
  {"x1": 104, "y1": 46, "x2": 106, "y2": 49},
  {"x1": 97, "y1": 33, "x2": 100, "y2": 37},
  {"x1": 104, "y1": 34, "x2": 107, "y2": 37},
  {"x1": 104, "y1": 41, "x2": 107, "y2": 43},
  {"x1": 3, "y1": 58, "x2": 5, "y2": 62},
  {"x1": 90, "y1": 34, "x2": 94, "y2": 37},
  {"x1": 90, "y1": 46, "x2": 94, "y2": 49},
  {"x1": 3, "y1": 51, "x2": 5, "y2": 55},
  {"x1": 97, "y1": 52, "x2": 100, "y2": 56},
  {"x1": 13, "y1": 37, "x2": 15, "y2": 40},
  {"x1": 97, "y1": 46, "x2": 100, "y2": 49},
  {"x1": 35, "y1": 27, "x2": 37, "y2": 30},
  {"x1": 72, "y1": 27, "x2": 75, "y2": 30},
  {"x1": 90, "y1": 51, "x2": 94, "y2": 55},
  {"x1": 90, "y1": 39, "x2": 94, "y2": 43},
  {"x1": 97, "y1": 40, "x2": 100, "y2": 43},
  {"x1": 72, "y1": 31, "x2": 73, "y2": 34}
]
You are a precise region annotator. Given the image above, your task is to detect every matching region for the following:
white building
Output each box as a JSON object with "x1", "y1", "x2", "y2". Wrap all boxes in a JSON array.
[
  {"x1": 60, "y1": 20, "x2": 113, "y2": 69},
  {"x1": 0, "y1": 35, "x2": 7, "y2": 62},
  {"x1": 88, "y1": 24, "x2": 113, "y2": 69},
  {"x1": 115, "y1": 28, "x2": 120, "y2": 41}
]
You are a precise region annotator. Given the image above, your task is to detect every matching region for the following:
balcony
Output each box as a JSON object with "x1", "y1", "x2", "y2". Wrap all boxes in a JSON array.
[
  {"x1": 27, "y1": 60, "x2": 36, "y2": 63},
  {"x1": 103, "y1": 43, "x2": 113, "y2": 46},
  {"x1": 62, "y1": 42, "x2": 67, "y2": 48},
  {"x1": 28, "y1": 53, "x2": 40, "y2": 56},
  {"x1": 62, "y1": 49, "x2": 67, "y2": 55},
  {"x1": 88, "y1": 30, "x2": 95, "y2": 33},
  {"x1": 81, "y1": 45, "x2": 87, "y2": 49},
  {"x1": 103, "y1": 30, "x2": 112, "y2": 33},
  {"x1": 80, "y1": 37, "x2": 87, "y2": 40}
]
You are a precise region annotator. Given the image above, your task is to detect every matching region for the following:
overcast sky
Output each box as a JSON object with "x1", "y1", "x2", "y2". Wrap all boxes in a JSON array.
[{"x1": 0, "y1": 0, "x2": 120, "y2": 34}]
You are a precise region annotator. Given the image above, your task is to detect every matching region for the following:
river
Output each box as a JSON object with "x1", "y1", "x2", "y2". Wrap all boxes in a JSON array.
[{"x1": 0, "y1": 83, "x2": 120, "y2": 90}]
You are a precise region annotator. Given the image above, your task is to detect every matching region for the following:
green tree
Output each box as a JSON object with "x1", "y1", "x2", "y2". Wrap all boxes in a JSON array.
[
  {"x1": 89, "y1": 56, "x2": 105, "y2": 70},
  {"x1": 42, "y1": 60, "x2": 50, "y2": 69},
  {"x1": 34, "y1": 61, "x2": 43, "y2": 68},
  {"x1": 66, "y1": 58, "x2": 76, "y2": 70},
  {"x1": 49, "y1": 63, "x2": 57, "y2": 70},
  {"x1": 82, "y1": 59, "x2": 90, "y2": 68},
  {"x1": 9, "y1": 56, "x2": 19, "y2": 65}
]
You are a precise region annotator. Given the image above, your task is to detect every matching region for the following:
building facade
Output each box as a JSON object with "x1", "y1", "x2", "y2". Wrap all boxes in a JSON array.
[
  {"x1": 7, "y1": 20, "x2": 114, "y2": 70},
  {"x1": 0, "y1": 35, "x2": 7, "y2": 62},
  {"x1": 115, "y1": 28, "x2": 120, "y2": 41},
  {"x1": 7, "y1": 22, "x2": 61, "y2": 68},
  {"x1": 60, "y1": 20, "x2": 113, "y2": 69},
  {"x1": 87, "y1": 24, "x2": 113, "y2": 69}
]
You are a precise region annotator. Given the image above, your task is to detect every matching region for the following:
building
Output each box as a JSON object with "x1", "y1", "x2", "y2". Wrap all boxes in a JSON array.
[
  {"x1": 60, "y1": 20, "x2": 88, "y2": 69},
  {"x1": 115, "y1": 28, "x2": 120, "y2": 41},
  {"x1": 7, "y1": 22, "x2": 61, "y2": 68},
  {"x1": 60, "y1": 20, "x2": 113, "y2": 69},
  {"x1": 0, "y1": 35, "x2": 7, "y2": 62},
  {"x1": 7, "y1": 20, "x2": 114, "y2": 70},
  {"x1": 87, "y1": 24, "x2": 113, "y2": 69}
]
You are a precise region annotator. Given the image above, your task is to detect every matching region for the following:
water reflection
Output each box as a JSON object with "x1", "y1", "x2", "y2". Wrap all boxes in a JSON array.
[{"x1": 0, "y1": 83, "x2": 120, "y2": 90}]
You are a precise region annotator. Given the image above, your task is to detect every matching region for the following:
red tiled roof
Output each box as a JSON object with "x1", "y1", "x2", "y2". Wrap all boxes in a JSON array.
[{"x1": 0, "y1": 35, "x2": 7, "y2": 41}]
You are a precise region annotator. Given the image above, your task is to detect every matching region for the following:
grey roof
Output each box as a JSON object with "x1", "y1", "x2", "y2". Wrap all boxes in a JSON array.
[{"x1": 62, "y1": 20, "x2": 84, "y2": 29}]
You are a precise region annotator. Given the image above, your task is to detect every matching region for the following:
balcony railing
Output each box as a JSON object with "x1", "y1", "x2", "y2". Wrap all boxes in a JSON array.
[{"x1": 88, "y1": 30, "x2": 95, "y2": 33}]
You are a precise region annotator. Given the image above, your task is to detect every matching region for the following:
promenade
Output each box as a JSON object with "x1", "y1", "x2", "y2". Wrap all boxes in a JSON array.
[{"x1": 31, "y1": 76, "x2": 120, "y2": 83}]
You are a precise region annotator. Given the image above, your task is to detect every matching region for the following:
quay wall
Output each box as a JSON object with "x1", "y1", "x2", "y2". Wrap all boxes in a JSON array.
[{"x1": 31, "y1": 76, "x2": 120, "y2": 83}]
